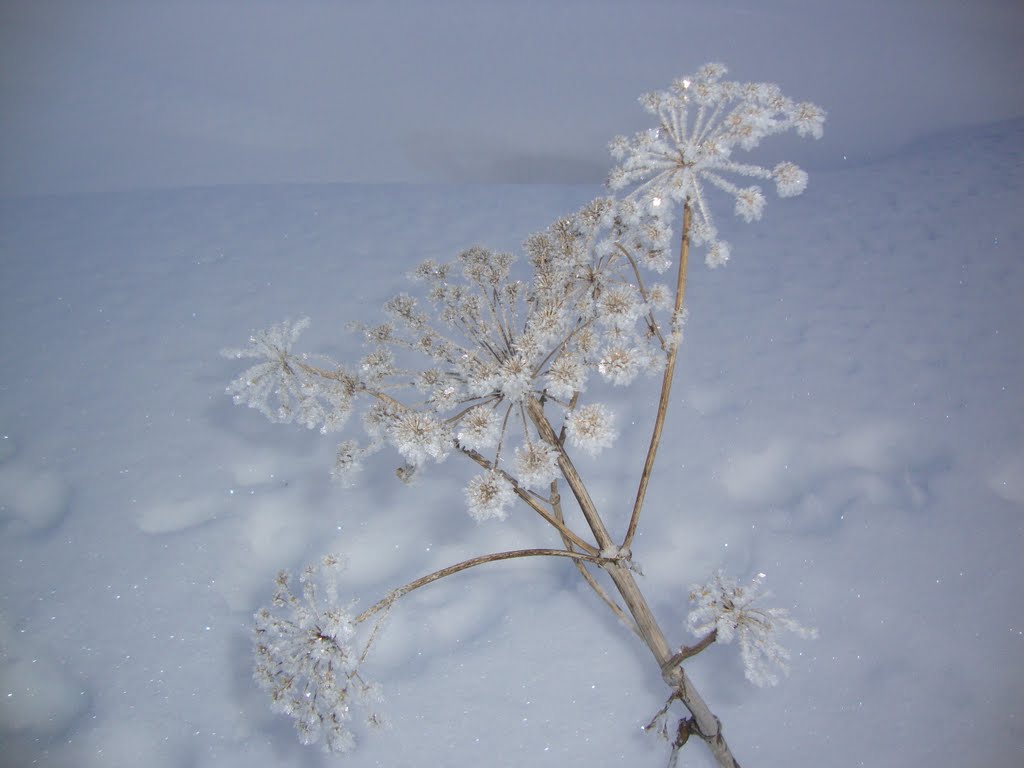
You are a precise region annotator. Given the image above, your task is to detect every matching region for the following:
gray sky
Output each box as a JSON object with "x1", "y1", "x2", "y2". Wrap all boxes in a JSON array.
[{"x1": 2, "y1": 0, "x2": 1022, "y2": 196}]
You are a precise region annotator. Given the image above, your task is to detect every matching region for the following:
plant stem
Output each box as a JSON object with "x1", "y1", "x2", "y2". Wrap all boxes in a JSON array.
[
  {"x1": 616, "y1": 243, "x2": 666, "y2": 349},
  {"x1": 549, "y1": 478, "x2": 641, "y2": 636},
  {"x1": 526, "y1": 370, "x2": 739, "y2": 766},
  {"x1": 662, "y1": 629, "x2": 717, "y2": 671},
  {"x1": 464, "y1": 436, "x2": 635, "y2": 632},
  {"x1": 604, "y1": 561, "x2": 740, "y2": 767},
  {"x1": 622, "y1": 201, "x2": 691, "y2": 551},
  {"x1": 352, "y1": 548, "x2": 603, "y2": 625},
  {"x1": 525, "y1": 397, "x2": 614, "y2": 551}
]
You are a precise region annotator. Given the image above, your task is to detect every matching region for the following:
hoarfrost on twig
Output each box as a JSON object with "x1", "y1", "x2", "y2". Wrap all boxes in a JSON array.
[{"x1": 687, "y1": 571, "x2": 817, "y2": 687}]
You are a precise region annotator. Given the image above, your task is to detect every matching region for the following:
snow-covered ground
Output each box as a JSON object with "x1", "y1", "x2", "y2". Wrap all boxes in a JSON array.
[{"x1": 1, "y1": 118, "x2": 1022, "y2": 767}]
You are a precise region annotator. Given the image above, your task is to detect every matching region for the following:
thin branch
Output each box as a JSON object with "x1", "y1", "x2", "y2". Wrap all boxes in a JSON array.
[
  {"x1": 444, "y1": 395, "x2": 500, "y2": 426},
  {"x1": 492, "y1": 401, "x2": 514, "y2": 467},
  {"x1": 622, "y1": 201, "x2": 691, "y2": 551},
  {"x1": 558, "y1": 392, "x2": 580, "y2": 443},
  {"x1": 549, "y1": 477, "x2": 641, "y2": 637},
  {"x1": 616, "y1": 242, "x2": 666, "y2": 349},
  {"x1": 483, "y1": 283, "x2": 513, "y2": 353},
  {"x1": 532, "y1": 314, "x2": 598, "y2": 379},
  {"x1": 353, "y1": 548, "x2": 603, "y2": 625},
  {"x1": 661, "y1": 629, "x2": 717, "y2": 675},
  {"x1": 524, "y1": 396, "x2": 614, "y2": 551}
]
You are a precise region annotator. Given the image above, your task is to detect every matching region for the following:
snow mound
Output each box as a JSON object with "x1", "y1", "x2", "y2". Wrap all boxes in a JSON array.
[
  {"x1": 717, "y1": 421, "x2": 943, "y2": 534},
  {"x1": 988, "y1": 452, "x2": 1024, "y2": 505},
  {"x1": 0, "y1": 620, "x2": 87, "y2": 737},
  {"x1": 0, "y1": 459, "x2": 70, "y2": 534},
  {"x1": 136, "y1": 494, "x2": 224, "y2": 534}
]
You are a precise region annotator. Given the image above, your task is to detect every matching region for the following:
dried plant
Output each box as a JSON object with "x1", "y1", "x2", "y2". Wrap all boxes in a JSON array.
[{"x1": 224, "y1": 63, "x2": 824, "y2": 765}]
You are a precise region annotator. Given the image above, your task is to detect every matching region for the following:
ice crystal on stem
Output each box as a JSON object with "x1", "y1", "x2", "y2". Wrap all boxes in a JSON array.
[
  {"x1": 513, "y1": 441, "x2": 560, "y2": 491},
  {"x1": 687, "y1": 571, "x2": 817, "y2": 687}
]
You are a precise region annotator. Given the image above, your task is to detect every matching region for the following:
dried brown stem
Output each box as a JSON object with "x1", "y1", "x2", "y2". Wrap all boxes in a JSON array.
[
  {"x1": 616, "y1": 242, "x2": 666, "y2": 349},
  {"x1": 662, "y1": 629, "x2": 717, "y2": 673},
  {"x1": 526, "y1": 380, "x2": 739, "y2": 767},
  {"x1": 524, "y1": 396, "x2": 614, "y2": 551},
  {"x1": 622, "y1": 202, "x2": 691, "y2": 551},
  {"x1": 549, "y1": 478, "x2": 641, "y2": 637},
  {"x1": 353, "y1": 548, "x2": 603, "y2": 625},
  {"x1": 464, "y1": 430, "x2": 635, "y2": 633}
]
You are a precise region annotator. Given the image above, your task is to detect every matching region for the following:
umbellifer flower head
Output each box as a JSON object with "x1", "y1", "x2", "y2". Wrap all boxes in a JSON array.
[
  {"x1": 687, "y1": 571, "x2": 817, "y2": 687},
  {"x1": 607, "y1": 62, "x2": 825, "y2": 266},
  {"x1": 464, "y1": 469, "x2": 516, "y2": 521},
  {"x1": 252, "y1": 557, "x2": 386, "y2": 751}
]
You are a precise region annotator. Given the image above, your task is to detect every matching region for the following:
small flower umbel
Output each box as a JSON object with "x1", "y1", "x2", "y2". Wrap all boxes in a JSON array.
[
  {"x1": 687, "y1": 571, "x2": 817, "y2": 687},
  {"x1": 608, "y1": 62, "x2": 825, "y2": 267},
  {"x1": 252, "y1": 556, "x2": 386, "y2": 752},
  {"x1": 223, "y1": 317, "x2": 357, "y2": 432}
]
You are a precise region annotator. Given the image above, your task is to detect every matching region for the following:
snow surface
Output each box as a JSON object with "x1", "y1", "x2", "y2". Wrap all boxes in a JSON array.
[{"x1": 1, "y1": 119, "x2": 1022, "y2": 767}]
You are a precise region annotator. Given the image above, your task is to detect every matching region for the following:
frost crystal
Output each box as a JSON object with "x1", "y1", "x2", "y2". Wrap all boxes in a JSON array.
[
  {"x1": 253, "y1": 558, "x2": 385, "y2": 751},
  {"x1": 565, "y1": 403, "x2": 617, "y2": 456},
  {"x1": 772, "y1": 162, "x2": 809, "y2": 197},
  {"x1": 545, "y1": 354, "x2": 587, "y2": 400},
  {"x1": 388, "y1": 411, "x2": 451, "y2": 466},
  {"x1": 687, "y1": 571, "x2": 817, "y2": 687},
  {"x1": 465, "y1": 470, "x2": 516, "y2": 521},
  {"x1": 596, "y1": 283, "x2": 644, "y2": 328},
  {"x1": 456, "y1": 406, "x2": 502, "y2": 451},
  {"x1": 513, "y1": 441, "x2": 560, "y2": 490}
]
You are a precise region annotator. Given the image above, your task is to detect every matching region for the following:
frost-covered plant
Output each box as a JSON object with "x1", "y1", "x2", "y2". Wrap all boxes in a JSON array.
[
  {"x1": 688, "y1": 571, "x2": 818, "y2": 688},
  {"x1": 228, "y1": 63, "x2": 823, "y2": 767},
  {"x1": 252, "y1": 555, "x2": 387, "y2": 751},
  {"x1": 608, "y1": 61, "x2": 825, "y2": 268}
]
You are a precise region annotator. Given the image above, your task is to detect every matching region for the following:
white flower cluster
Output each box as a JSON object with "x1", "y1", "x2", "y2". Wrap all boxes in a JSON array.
[
  {"x1": 565, "y1": 403, "x2": 617, "y2": 456},
  {"x1": 608, "y1": 62, "x2": 825, "y2": 267},
  {"x1": 222, "y1": 63, "x2": 823, "y2": 525},
  {"x1": 687, "y1": 571, "x2": 817, "y2": 687},
  {"x1": 464, "y1": 470, "x2": 516, "y2": 521},
  {"x1": 225, "y1": 197, "x2": 676, "y2": 521},
  {"x1": 252, "y1": 556, "x2": 386, "y2": 751},
  {"x1": 223, "y1": 317, "x2": 357, "y2": 432}
]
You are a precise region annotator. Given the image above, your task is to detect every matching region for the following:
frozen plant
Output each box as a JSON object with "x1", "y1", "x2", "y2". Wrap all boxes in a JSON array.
[
  {"x1": 228, "y1": 62, "x2": 823, "y2": 767},
  {"x1": 252, "y1": 555, "x2": 387, "y2": 752},
  {"x1": 687, "y1": 571, "x2": 818, "y2": 688},
  {"x1": 607, "y1": 61, "x2": 825, "y2": 268}
]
